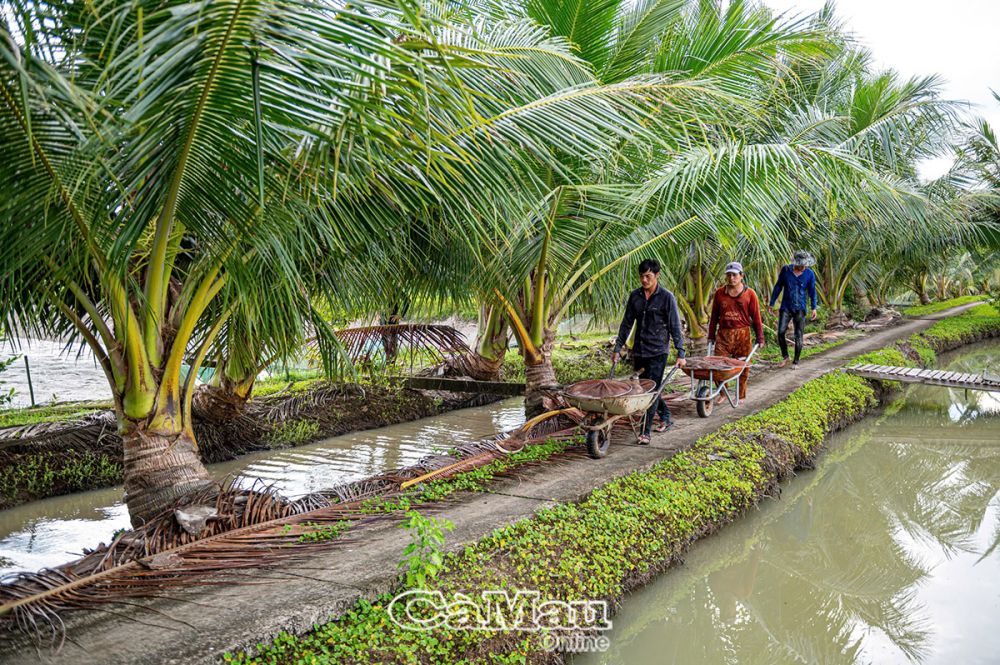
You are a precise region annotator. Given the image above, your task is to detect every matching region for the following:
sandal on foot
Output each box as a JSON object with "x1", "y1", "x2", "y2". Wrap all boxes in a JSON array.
[
  {"x1": 653, "y1": 421, "x2": 672, "y2": 433},
  {"x1": 638, "y1": 435, "x2": 651, "y2": 444}
]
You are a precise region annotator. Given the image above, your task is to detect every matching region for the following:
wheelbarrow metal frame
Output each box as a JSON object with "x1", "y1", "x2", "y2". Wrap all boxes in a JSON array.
[
  {"x1": 563, "y1": 365, "x2": 680, "y2": 458},
  {"x1": 685, "y1": 343, "x2": 759, "y2": 416}
]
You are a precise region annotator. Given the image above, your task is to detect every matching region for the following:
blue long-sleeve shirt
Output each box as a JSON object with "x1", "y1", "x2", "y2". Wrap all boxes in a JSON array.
[
  {"x1": 769, "y1": 265, "x2": 817, "y2": 312},
  {"x1": 614, "y1": 286, "x2": 686, "y2": 359}
]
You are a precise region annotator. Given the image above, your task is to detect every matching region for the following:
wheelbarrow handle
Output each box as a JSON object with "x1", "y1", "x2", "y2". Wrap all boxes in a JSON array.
[
  {"x1": 609, "y1": 360, "x2": 617, "y2": 379},
  {"x1": 707, "y1": 341, "x2": 715, "y2": 356},
  {"x1": 744, "y1": 343, "x2": 761, "y2": 363},
  {"x1": 657, "y1": 365, "x2": 680, "y2": 393}
]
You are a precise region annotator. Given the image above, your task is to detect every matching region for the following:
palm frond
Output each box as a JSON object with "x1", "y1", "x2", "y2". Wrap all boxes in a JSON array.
[{"x1": 332, "y1": 322, "x2": 471, "y2": 370}]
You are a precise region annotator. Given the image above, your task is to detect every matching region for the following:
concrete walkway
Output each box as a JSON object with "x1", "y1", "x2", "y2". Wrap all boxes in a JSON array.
[{"x1": 0, "y1": 305, "x2": 979, "y2": 664}]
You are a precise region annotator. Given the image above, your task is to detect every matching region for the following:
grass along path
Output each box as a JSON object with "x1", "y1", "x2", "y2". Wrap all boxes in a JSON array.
[
  {"x1": 902, "y1": 295, "x2": 988, "y2": 317},
  {"x1": 2, "y1": 302, "x2": 994, "y2": 665},
  {"x1": 227, "y1": 303, "x2": 1000, "y2": 664}
]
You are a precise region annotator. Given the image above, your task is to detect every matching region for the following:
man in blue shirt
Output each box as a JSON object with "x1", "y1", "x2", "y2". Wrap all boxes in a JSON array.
[{"x1": 768, "y1": 250, "x2": 818, "y2": 369}]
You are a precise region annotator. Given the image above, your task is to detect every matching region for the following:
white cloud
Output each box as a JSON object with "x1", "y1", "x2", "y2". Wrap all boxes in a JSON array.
[{"x1": 764, "y1": 0, "x2": 1000, "y2": 181}]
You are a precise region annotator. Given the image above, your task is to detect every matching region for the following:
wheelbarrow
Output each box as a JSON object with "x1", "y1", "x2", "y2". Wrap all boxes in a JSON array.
[
  {"x1": 562, "y1": 363, "x2": 679, "y2": 459},
  {"x1": 681, "y1": 343, "x2": 760, "y2": 418}
]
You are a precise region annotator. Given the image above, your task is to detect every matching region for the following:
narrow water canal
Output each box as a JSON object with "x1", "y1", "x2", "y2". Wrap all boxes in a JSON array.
[
  {"x1": 574, "y1": 340, "x2": 1000, "y2": 665},
  {"x1": 0, "y1": 398, "x2": 523, "y2": 576}
]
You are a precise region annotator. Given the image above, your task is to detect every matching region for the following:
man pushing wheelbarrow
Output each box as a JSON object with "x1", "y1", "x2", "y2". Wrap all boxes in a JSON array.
[{"x1": 610, "y1": 259, "x2": 687, "y2": 444}]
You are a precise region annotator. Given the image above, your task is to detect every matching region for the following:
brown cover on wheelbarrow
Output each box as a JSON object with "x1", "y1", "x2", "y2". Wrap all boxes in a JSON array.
[
  {"x1": 626, "y1": 379, "x2": 656, "y2": 395},
  {"x1": 681, "y1": 357, "x2": 747, "y2": 382},
  {"x1": 565, "y1": 379, "x2": 632, "y2": 398}
]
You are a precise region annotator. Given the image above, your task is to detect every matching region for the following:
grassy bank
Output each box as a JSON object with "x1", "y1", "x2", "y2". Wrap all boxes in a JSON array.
[
  {"x1": 902, "y1": 295, "x2": 986, "y2": 317},
  {"x1": 0, "y1": 402, "x2": 109, "y2": 429},
  {"x1": 0, "y1": 335, "x2": 623, "y2": 509},
  {"x1": 230, "y1": 304, "x2": 1000, "y2": 664}
]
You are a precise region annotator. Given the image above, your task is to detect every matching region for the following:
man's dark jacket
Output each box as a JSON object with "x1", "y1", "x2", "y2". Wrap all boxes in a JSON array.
[{"x1": 613, "y1": 285, "x2": 686, "y2": 359}]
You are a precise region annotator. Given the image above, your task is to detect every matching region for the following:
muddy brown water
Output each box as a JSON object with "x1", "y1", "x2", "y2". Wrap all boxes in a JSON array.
[
  {"x1": 0, "y1": 398, "x2": 523, "y2": 576},
  {"x1": 573, "y1": 340, "x2": 1000, "y2": 665}
]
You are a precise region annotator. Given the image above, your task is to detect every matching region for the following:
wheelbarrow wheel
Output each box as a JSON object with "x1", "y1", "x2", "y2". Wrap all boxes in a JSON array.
[
  {"x1": 696, "y1": 385, "x2": 713, "y2": 418},
  {"x1": 586, "y1": 428, "x2": 611, "y2": 459}
]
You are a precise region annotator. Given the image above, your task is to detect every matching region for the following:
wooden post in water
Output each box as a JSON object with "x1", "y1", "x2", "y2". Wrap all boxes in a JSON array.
[{"x1": 23, "y1": 355, "x2": 35, "y2": 406}]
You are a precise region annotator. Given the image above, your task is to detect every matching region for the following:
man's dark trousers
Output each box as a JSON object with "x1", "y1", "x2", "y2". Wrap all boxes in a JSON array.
[
  {"x1": 633, "y1": 354, "x2": 670, "y2": 436},
  {"x1": 777, "y1": 309, "x2": 806, "y2": 363}
]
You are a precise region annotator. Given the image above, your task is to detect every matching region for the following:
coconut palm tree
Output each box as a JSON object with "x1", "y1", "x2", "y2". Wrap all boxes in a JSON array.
[
  {"x1": 0, "y1": 0, "x2": 493, "y2": 524},
  {"x1": 427, "y1": 0, "x2": 856, "y2": 415},
  {"x1": 485, "y1": 0, "x2": 974, "y2": 414},
  {"x1": 770, "y1": 55, "x2": 966, "y2": 323},
  {"x1": 4, "y1": 0, "x2": 772, "y2": 523}
]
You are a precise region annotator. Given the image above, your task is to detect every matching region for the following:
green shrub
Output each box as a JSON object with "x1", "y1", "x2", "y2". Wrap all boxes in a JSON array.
[
  {"x1": 917, "y1": 303, "x2": 1000, "y2": 348},
  {"x1": 398, "y1": 511, "x2": 454, "y2": 588},
  {"x1": 264, "y1": 419, "x2": 321, "y2": 447},
  {"x1": 0, "y1": 403, "x2": 108, "y2": 429},
  {"x1": 904, "y1": 335, "x2": 938, "y2": 366}
]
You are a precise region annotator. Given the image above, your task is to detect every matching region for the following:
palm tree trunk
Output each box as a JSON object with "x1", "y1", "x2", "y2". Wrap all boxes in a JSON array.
[
  {"x1": 681, "y1": 263, "x2": 709, "y2": 342},
  {"x1": 915, "y1": 275, "x2": 931, "y2": 304},
  {"x1": 440, "y1": 304, "x2": 509, "y2": 381},
  {"x1": 191, "y1": 378, "x2": 255, "y2": 423},
  {"x1": 523, "y1": 330, "x2": 558, "y2": 419},
  {"x1": 677, "y1": 295, "x2": 706, "y2": 346},
  {"x1": 378, "y1": 305, "x2": 406, "y2": 363},
  {"x1": 121, "y1": 421, "x2": 215, "y2": 527},
  {"x1": 444, "y1": 352, "x2": 506, "y2": 381}
]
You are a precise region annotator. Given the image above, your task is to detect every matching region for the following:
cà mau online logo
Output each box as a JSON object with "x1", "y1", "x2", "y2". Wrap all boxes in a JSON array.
[{"x1": 388, "y1": 589, "x2": 613, "y2": 632}]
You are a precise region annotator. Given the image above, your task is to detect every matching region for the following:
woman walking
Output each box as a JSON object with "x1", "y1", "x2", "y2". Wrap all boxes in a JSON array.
[{"x1": 707, "y1": 262, "x2": 764, "y2": 405}]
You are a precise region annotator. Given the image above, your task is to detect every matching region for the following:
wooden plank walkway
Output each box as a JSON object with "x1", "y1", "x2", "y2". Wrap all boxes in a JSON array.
[{"x1": 845, "y1": 364, "x2": 1000, "y2": 391}]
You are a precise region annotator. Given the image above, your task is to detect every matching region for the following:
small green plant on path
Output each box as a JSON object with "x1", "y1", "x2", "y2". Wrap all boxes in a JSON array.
[
  {"x1": 399, "y1": 510, "x2": 454, "y2": 588},
  {"x1": 297, "y1": 521, "x2": 350, "y2": 544}
]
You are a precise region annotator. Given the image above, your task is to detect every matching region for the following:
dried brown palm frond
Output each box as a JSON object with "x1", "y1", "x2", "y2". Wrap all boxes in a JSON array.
[
  {"x1": 0, "y1": 494, "x2": 380, "y2": 648},
  {"x1": 64, "y1": 479, "x2": 301, "y2": 576},
  {"x1": 400, "y1": 451, "x2": 502, "y2": 489},
  {"x1": 332, "y1": 323, "x2": 470, "y2": 370},
  {"x1": 0, "y1": 411, "x2": 118, "y2": 453},
  {"x1": 291, "y1": 477, "x2": 397, "y2": 510},
  {"x1": 252, "y1": 382, "x2": 368, "y2": 424},
  {"x1": 0, "y1": 407, "x2": 588, "y2": 646}
]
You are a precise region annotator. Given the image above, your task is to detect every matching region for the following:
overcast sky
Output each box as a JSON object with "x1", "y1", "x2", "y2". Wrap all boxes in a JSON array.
[{"x1": 763, "y1": 0, "x2": 1000, "y2": 180}]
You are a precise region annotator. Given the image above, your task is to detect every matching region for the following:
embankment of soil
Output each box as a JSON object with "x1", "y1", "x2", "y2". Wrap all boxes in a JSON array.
[
  {"x1": 0, "y1": 384, "x2": 491, "y2": 510},
  {"x1": 229, "y1": 303, "x2": 1000, "y2": 664}
]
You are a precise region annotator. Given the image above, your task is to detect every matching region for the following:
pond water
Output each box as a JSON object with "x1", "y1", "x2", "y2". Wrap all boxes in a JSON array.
[
  {"x1": 0, "y1": 338, "x2": 111, "y2": 407},
  {"x1": 574, "y1": 340, "x2": 1000, "y2": 665},
  {"x1": 0, "y1": 398, "x2": 523, "y2": 577}
]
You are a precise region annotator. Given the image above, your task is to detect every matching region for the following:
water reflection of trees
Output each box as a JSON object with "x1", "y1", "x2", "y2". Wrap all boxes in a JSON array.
[
  {"x1": 905, "y1": 343, "x2": 1000, "y2": 422},
  {"x1": 582, "y1": 396, "x2": 1000, "y2": 665}
]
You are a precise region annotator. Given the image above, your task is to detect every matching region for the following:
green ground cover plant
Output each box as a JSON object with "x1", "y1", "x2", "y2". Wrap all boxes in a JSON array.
[
  {"x1": 902, "y1": 295, "x2": 986, "y2": 317},
  {"x1": 228, "y1": 304, "x2": 1000, "y2": 664},
  {"x1": 0, "y1": 403, "x2": 110, "y2": 429},
  {"x1": 756, "y1": 335, "x2": 854, "y2": 363},
  {"x1": 0, "y1": 451, "x2": 122, "y2": 507},
  {"x1": 264, "y1": 420, "x2": 321, "y2": 447}
]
